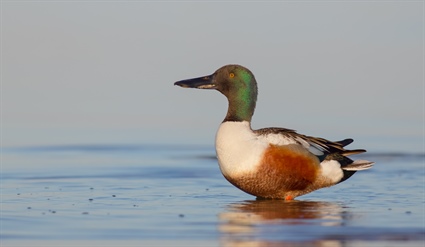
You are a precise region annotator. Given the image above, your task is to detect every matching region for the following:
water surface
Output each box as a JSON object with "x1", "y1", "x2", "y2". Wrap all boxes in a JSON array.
[{"x1": 1, "y1": 144, "x2": 424, "y2": 246}]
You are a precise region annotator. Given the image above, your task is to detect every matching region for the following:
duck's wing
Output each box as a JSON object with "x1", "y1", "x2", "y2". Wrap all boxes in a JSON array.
[{"x1": 253, "y1": 127, "x2": 366, "y2": 159}]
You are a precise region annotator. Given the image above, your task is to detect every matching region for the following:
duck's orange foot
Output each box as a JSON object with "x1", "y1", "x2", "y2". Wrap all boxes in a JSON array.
[{"x1": 284, "y1": 195, "x2": 294, "y2": 201}]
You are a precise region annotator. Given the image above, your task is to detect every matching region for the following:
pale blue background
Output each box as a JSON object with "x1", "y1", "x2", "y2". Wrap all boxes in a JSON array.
[{"x1": 2, "y1": 1, "x2": 423, "y2": 153}]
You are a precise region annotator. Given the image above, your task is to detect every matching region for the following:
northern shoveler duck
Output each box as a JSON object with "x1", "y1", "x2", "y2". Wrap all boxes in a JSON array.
[{"x1": 174, "y1": 64, "x2": 373, "y2": 200}]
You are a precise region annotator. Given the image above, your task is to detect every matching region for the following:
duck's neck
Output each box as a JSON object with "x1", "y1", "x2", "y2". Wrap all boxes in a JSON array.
[{"x1": 223, "y1": 85, "x2": 257, "y2": 123}]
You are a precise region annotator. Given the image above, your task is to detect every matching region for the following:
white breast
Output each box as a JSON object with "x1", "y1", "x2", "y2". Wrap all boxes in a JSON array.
[{"x1": 215, "y1": 121, "x2": 266, "y2": 177}]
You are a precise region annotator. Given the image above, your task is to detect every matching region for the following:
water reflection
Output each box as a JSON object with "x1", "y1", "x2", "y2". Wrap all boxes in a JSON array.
[{"x1": 219, "y1": 199, "x2": 352, "y2": 247}]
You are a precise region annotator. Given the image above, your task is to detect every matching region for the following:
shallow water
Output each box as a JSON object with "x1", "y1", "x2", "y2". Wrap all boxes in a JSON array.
[{"x1": 1, "y1": 144, "x2": 424, "y2": 246}]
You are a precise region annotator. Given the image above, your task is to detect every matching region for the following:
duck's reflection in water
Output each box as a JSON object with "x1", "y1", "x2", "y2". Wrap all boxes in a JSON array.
[{"x1": 219, "y1": 199, "x2": 353, "y2": 247}]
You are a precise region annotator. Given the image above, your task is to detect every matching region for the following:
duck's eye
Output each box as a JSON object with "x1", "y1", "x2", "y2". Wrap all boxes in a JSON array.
[{"x1": 229, "y1": 73, "x2": 235, "y2": 78}]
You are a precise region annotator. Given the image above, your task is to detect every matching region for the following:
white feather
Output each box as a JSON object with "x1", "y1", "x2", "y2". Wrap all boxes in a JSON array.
[
  {"x1": 343, "y1": 160, "x2": 374, "y2": 171},
  {"x1": 263, "y1": 133, "x2": 297, "y2": 146},
  {"x1": 320, "y1": 160, "x2": 344, "y2": 183}
]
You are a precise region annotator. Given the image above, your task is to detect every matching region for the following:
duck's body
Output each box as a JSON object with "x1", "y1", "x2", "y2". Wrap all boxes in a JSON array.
[
  {"x1": 216, "y1": 121, "x2": 370, "y2": 200},
  {"x1": 175, "y1": 64, "x2": 373, "y2": 200}
]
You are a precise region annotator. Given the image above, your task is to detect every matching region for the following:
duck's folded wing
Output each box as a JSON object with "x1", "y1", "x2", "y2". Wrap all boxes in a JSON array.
[{"x1": 254, "y1": 127, "x2": 367, "y2": 159}]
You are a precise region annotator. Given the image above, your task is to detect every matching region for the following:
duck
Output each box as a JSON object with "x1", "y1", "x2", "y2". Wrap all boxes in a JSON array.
[{"x1": 174, "y1": 64, "x2": 373, "y2": 200}]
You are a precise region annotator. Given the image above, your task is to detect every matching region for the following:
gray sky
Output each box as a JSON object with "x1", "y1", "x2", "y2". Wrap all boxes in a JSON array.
[{"x1": 2, "y1": 1, "x2": 423, "y2": 153}]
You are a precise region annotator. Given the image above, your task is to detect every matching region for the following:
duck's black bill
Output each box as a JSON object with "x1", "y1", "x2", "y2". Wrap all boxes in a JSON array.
[{"x1": 174, "y1": 75, "x2": 216, "y2": 89}]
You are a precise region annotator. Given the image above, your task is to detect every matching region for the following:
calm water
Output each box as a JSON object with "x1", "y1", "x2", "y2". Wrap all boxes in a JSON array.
[{"x1": 1, "y1": 144, "x2": 424, "y2": 247}]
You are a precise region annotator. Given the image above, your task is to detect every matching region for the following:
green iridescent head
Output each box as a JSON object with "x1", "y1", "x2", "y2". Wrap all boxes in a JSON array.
[{"x1": 174, "y1": 64, "x2": 258, "y2": 122}]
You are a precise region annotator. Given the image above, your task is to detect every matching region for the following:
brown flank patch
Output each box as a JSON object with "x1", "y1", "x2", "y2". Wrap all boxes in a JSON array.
[{"x1": 223, "y1": 144, "x2": 322, "y2": 199}]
